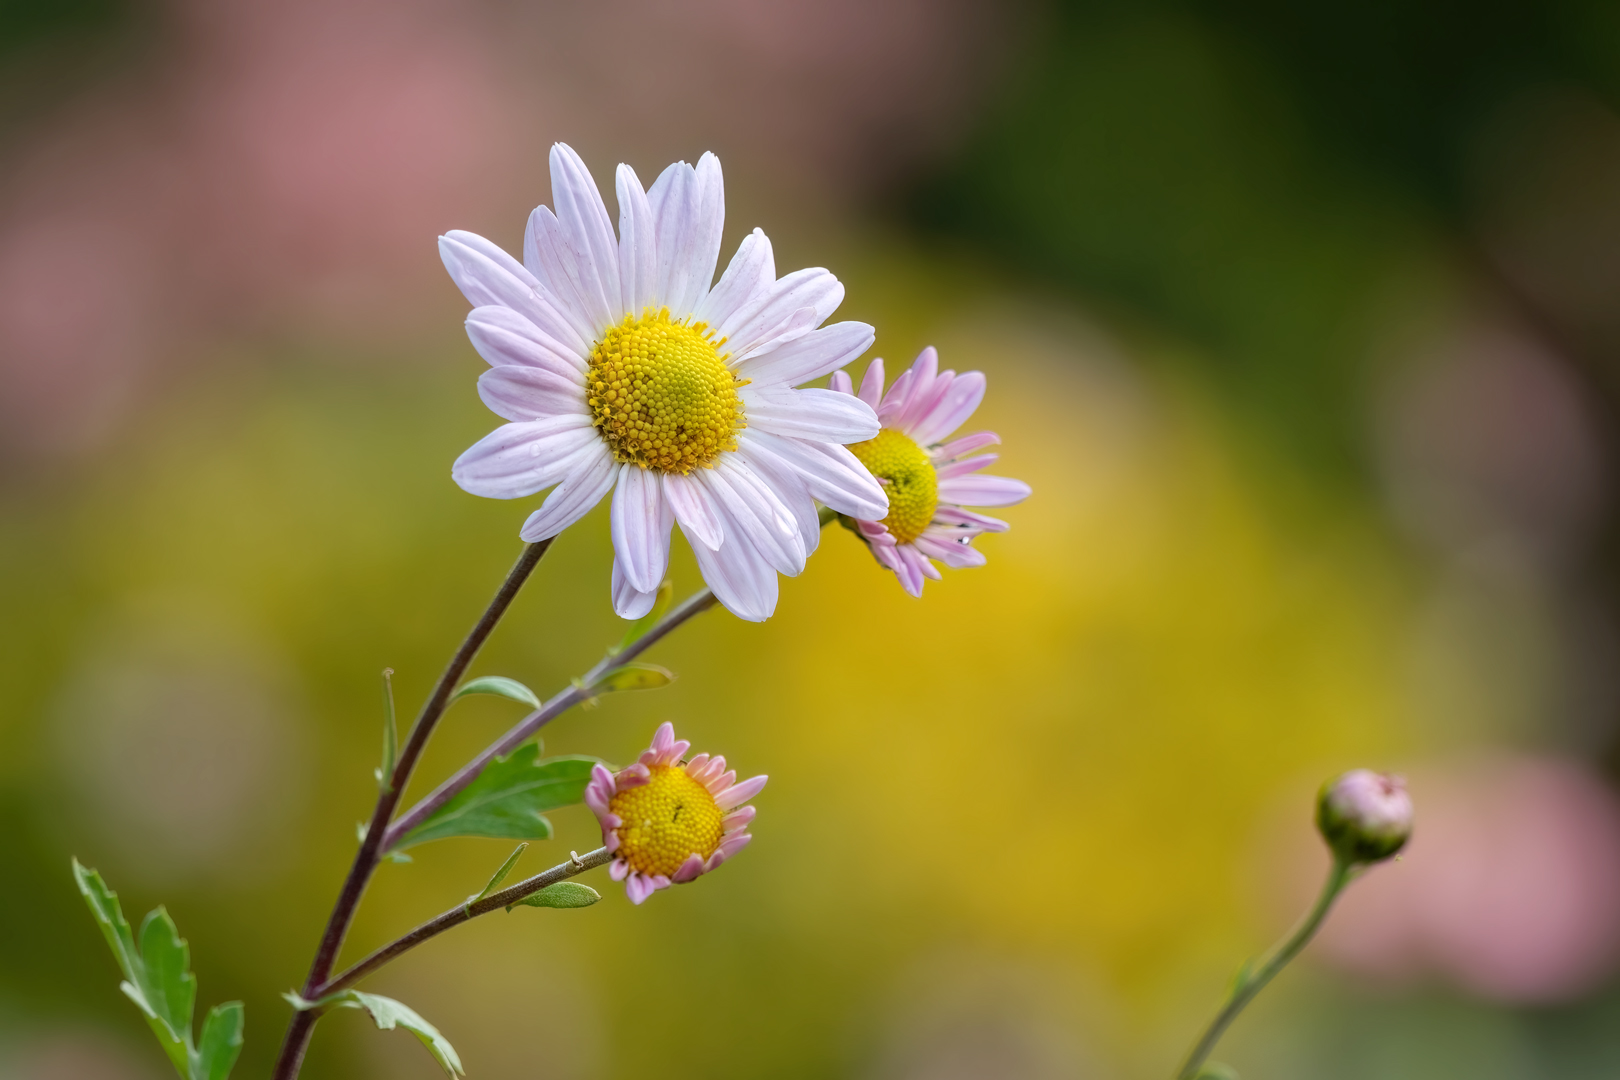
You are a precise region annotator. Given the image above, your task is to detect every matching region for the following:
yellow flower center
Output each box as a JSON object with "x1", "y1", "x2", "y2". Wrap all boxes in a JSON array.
[
  {"x1": 847, "y1": 428, "x2": 938, "y2": 544},
  {"x1": 609, "y1": 764, "x2": 725, "y2": 878},
  {"x1": 586, "y1": 309, "x2": 746, "y2": 474}
]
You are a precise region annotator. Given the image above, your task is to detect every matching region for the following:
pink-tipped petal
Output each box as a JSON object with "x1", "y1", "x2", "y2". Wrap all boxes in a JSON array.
[
  {"x1": 722, "y1": 805, "x2": 757, "y2": 832},
  {"x1": 936, "y1": 474, "x2": 1032, "y2": 508},
  {"x1": 708, "y1": 769, "x2": 738, "y2": 796},
  {"x1": 625, "y1": 873, "x2": 656, "y2": 904},
  {"x1": 617, "y1": 762, "x2": 651, "y2": 788},
  {"x1": 829, "y1": 369, "x2": 854, "y2": 395},
  {"x1": 913, "y1": 532, "x2": 989, "y2": 569},
  {"x1": 716, "y1": 774, "x2": 768, "y2": 810},
  {"x1": 908, "y1": 370, "x2": 987, "y2": 446},
  {"x1": 934, "y1": 430, "x2": 1001, "y2": 461},
  {"x1": 604, "y1": 830, "x2": 621, "y2": 853},
  {"x1": 609, "y1": 858, "x2": 630, "y2": 881},
  {"x1": 705, "y1": 832, "x2": 753, "y2": 871},
  {"x1": 672, "y1": 853, "x2": 706, "y2": 883},
  {"x1": 857, "y1": 356, "x2": 886, "y2": 409},
  {"x1": 932, "y1": 506, "x2": 1009, "y2": 532},
  {"x1": 936, "y1": 454, "x2": 998, "y2": 479}
]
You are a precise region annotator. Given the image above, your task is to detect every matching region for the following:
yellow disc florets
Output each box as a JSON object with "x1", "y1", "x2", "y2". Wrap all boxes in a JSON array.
[
  {"x1": 847, "y1": 427, "x2": 938, "y2": 544},
  {"x1": 586, "y1": 309, "x2": 746, "y2": 474},
  {"x1": 609, "y1": 764, "x2": 725, "y2": 878}
]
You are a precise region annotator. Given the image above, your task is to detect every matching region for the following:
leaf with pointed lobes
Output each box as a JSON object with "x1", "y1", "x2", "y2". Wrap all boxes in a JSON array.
[
  {"x1": 508, "y1": 881, "x2": 601, "y2": 911},
  {"x1": 397, "y1": 746, "x2": 598, "y2": 849},
  {"x1": 73, "y1": 860, "x2": 245, "y2": 1080},
  {"x1": 450, "y1": 675, "x2": 542, "y2": 710}
]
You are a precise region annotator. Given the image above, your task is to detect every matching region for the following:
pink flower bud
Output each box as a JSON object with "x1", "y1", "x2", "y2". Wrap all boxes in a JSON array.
[{"x1": 1318, "y1": 769, "x2": 1413, "y2": 864}]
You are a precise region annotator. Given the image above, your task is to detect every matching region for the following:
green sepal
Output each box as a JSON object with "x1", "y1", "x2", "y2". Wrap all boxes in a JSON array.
[
  {"x1": 73, "y1": 860, "x2": 245, "y2": 1080},
  {"x1": 285, "y1": 989, "x2": 464, "y2": 1078},
  {"x1": 395, "y1": 746, "x2": 598, "y2": 850},
  {"x1": 613, "y1": 579, "x2": 673, "y2": 652},
  {"x1": 449, "y1": 675, "x2": 542, "y2": 710},
  {"x1": 506, "y1": 881, "x2": 601, "y2": 911}
]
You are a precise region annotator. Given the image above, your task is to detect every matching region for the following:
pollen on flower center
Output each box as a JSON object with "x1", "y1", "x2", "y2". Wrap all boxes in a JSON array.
[
  {"x1": 608, "y1": 764, "x2": 725, "y2": 878},
  {"x1": 586, "y1": 309, "x2": 746, "y2": 474},
  {"x1": 847, "y1": 428, "x2": 937, "y2": 544}
]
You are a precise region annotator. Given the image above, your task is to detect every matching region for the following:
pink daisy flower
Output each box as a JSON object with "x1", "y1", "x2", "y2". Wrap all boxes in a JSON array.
[
  {"x1": 829, "y1": 347, "x2": 1031, "y2": 596},
  {"x1": 583, "y1": 722, "x2": 765, "y2": 905}
]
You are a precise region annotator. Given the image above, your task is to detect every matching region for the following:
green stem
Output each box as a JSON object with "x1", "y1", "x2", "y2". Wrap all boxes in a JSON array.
[{"x1": 1174, "y1": 856, "x2": 1354, "y2": 1080}]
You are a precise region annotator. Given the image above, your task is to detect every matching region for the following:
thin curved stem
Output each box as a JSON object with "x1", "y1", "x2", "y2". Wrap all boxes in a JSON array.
[
  {"x1": 1174, "y1": 857, "x2": 1354, "y2": 1080},
  {"x1": 383, "y1": 586, "x2": 720, "y2": 848},
  {"x1": 272, "y1": 539, "x2": 553, "y2": 1080},
  {"x1": 311, "y1": 847, "x2": 612, "y2": 999}
]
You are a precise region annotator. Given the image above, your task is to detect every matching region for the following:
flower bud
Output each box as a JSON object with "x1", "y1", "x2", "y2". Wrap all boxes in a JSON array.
[{"x1": 1317, "y1": 769, "x2": 1412, "y2": 864}]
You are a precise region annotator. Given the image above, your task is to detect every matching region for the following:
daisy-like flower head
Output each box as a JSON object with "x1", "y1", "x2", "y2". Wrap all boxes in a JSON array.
[
  {"x1": 440, "y1": 145, "x2": 889, "y2": 622},
  {"x1": 584, "y1": 722, "x2": 765, "y2": 905},
  {"x1": 830, "y1": 347, "x2": 1031, "y2": 596}
]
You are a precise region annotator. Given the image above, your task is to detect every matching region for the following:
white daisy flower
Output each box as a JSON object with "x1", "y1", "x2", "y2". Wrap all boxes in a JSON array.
[{"x1": 440, "y1": 144, "x2": 888, "y2": 621}]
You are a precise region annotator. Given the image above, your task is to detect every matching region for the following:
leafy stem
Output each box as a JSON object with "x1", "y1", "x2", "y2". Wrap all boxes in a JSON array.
[
  {"x1": 272, "y1": 538, "x2": 554, "y2": 1080},
  {"x1": 1174, "y1": 855, "x2": 1355, "y2": 1080}
]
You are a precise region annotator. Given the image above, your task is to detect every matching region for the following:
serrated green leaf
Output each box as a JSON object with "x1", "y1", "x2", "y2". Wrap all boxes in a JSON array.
[
  {"x1": 74, "y1": 860, "x2": 242, "y2": 1080},
  {"x1": 590, "y1": 662, "x2": 674, "y2": 694},
  {"x1": 467, "y1": 843, "x2": 527, "y2": 908},
  {"x1": 449, "y1": 675, "x2": 542, "y2": 710},
  {"x1": 322, "y1": 990, "x2": 464, "y2": 1078},
  {"x1": 396, "y1": 747, "x2": 598, "y2": 849},
  {"x1": 614, "y1": 579, "x2": 673, "y2": 651},
  {"x1": 507, "y1": 881, "x2": 601, "y2": 911},
  {"x1": 196, "y1": 1002, "x2": 245, "y2": 1080}
]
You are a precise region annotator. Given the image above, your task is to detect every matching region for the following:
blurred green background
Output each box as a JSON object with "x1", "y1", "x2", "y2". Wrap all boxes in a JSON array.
[{"x1": 3, "y1": 1, "x2": 1620, "y2": 1078}]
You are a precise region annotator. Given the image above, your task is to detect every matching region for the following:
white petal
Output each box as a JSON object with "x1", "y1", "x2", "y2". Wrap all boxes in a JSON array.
[
  {"x1": 693, "y1": 228, "x2": 774, "y2": 329},
  {"x1": 648, "y1": 153, "x2": 725, "y2": 317},
  {"x1": 734, "y1": 321, "x2": 874, "y2": 388},
  {"x1": 445, "y1": 229, "x2": 537, "y2": 288},
  {"x1": 451, "y1": 415, "x2": 599, "y2": 499},
  {"x1": 738, "y1": 430, "x2": 888, "y2": 520},
  {"x1": 440, "y1": 233, "x2": 587, "y2": 354},
  {"x1": 936, "y1": 474, "x2": 1032, "y2": 508},
  {"x1": 719, "y1": 268, "x2": 844, "y2": 360},
  {"x1": 548, "y1": 143, "x2": 620, "y2": 333},
  {"x1": 741, "y1": 386, "x2": 880, "y2": 443},
  {"x1": 477, "y1": 365, "x2": 587, "y2": 421},
  {"x1": 518, "y1": 444, "x2": 618, "y2": 540},
  {"x1": 610, "y1": 464, "x2": 673, "y2": 593},
  {"x1": 615, "y1": 164, "x2": 657, "y2": 320},
  {"x1": 465, "y1": 305, "x2": 588, "y2": 377},
  {"x1": 662, "y1": 471, "x2": 723, "y2": 551},
  {"x1": 701, "y1": 460, "x2": 805, "y2": 576},
  {"x1": 857, "y1": 357, "x2": 886, "y2": 409},
  {"x1": 687, "y1": 497, "x2": 779, "y2": 622},
  {"x1": 611, "y1": 558, "x2": 660, "y2": 619},
  {"x1": 523, "y1": 206, "x2": 599, "y2": 343},
  {"x1": 734, "y1": 441, "x2": 821, "y2": 558}
]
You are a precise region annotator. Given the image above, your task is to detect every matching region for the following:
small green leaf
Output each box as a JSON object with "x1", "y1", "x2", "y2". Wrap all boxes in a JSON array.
[
  {"x1": 450, "y1": 675, "x2": 542, "y2": 710},
  {"x1": 377, "y1": 668, "x2": 398, "y2": 791},
  {"x1": 590, "y1": 662, "x2": 674, "y2": 694},
  {"x1": 614, "y1": 579, "x2": 673, "y2": 652},
  {"x1": 74, "y1": 860, "x2": 243, "y2": 1080},
  {"x1": 357, "y1": 822, "x2": 414, "y2": 863},
  {"x1": 396, "y1": 747, "x2": 598, "y2": 849},
  {"x1": 507, "y1": 881, "x2": 601, "y2": 911},
  {"x1": 1196, "y1": 1064, "x2": 1240, "y2": 1080},
  {"x1": 467, "y1": 843, "x2": 527, "y2": 909},
  {"x1": 196, "y1": 1003, "x2": 245, "y2": 1080},
  {"x1": 299, "y1": 990, "x2": 464, "y2": 1078}
]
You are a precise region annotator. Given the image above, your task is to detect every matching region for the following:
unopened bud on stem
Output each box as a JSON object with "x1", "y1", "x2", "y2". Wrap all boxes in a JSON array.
[{"x1": 1317, "y1": 769, "x2": 1412, "y2": 864}]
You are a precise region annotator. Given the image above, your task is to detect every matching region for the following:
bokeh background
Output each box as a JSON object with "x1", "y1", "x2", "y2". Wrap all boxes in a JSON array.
[{"x1": 3, "y1": 0, "x2": 1620, "y2": 1077}]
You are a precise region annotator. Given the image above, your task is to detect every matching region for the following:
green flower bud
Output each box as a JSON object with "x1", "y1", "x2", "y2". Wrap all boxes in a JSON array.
[{"x1": 1317, "y1": 769, "x2": 1412, "y2": 864}]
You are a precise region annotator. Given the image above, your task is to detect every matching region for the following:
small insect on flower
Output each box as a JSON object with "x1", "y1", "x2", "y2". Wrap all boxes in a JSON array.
[
  {"x1": 830, "y1": 347, "x2": 1031, "y2": 596},
  {"x1": 584, "y1": 722, "x2": 765, "y2": 904}
]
